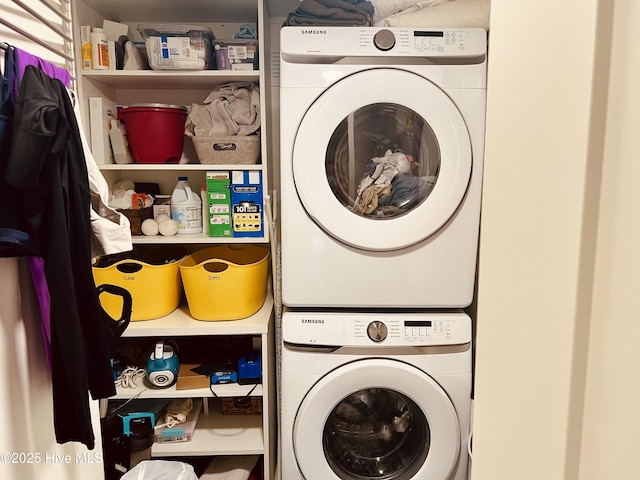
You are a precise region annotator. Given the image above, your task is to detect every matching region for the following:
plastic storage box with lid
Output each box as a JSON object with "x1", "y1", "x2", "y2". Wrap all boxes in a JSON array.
[
  {"x1": 213, "y1": 39, "x2": 258, "y2": 71},
  {"x1": 179, "y1": 245, "x2": 270, "y2": 321},
  {"x1": 137, "y1": 23, "x2": 215, "y2": 70}
]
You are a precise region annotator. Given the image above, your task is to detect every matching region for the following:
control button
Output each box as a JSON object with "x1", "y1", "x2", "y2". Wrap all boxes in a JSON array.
[
  {"x1": 367, "y1": 321, "x2": 388, "y2": 342},
  {"x1": 374, "y1": 29, "x2": 396, "y2": 51}
]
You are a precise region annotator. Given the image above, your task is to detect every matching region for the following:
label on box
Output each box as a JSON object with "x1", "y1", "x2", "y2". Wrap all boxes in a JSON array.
[
  {"x1": 153, "y1": 195, "x2": 171, "y2": 219},
  {"x1": 160, "y1": 36, "x2": 191, "y2": 59},
  {"x1": 228, "y1": 45, "x2": 254, "y2": 61},
  {"x1": 206, "y1": 172, "x2": 232, "y2": 237},
  {"x1": 231, "y1": 170, "x2": 263, "y2": 237}
]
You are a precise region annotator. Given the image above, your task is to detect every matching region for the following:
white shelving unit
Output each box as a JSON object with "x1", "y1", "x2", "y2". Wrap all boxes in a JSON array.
[
  {"x1": 71, "y1": 1, "x2": 276, "y2": 478},
  {"x1": 153, "y1": 405, "x2": 264, "y2": 457}
]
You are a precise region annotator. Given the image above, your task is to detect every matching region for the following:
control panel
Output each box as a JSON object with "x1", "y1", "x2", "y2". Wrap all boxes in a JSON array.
[
  {"x1": 281, "y1": 26, "x2": 487, "y2": 60},
  {"x1": 282, "y1": 311, "x2": 471, "y2": 347}
]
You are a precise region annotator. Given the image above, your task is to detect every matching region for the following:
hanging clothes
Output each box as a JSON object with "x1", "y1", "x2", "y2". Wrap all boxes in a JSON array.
[
  {"x1": 1, "y1": 46, "x2": 54, "y2": 377},
  {"x1": 72, "y1": 98, "x2": 133, "y2": 257},
  {"x1": 5, "y1": 65, "x2": 115, "y2": 449},
  {"x1": 14, "y1": 46, "x2": 72, "y2": 88},
  {"x1": 0, "y1": 45, "x2": 35, "y2": 255}
]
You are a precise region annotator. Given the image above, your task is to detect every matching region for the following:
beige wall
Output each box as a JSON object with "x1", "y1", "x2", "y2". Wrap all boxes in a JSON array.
[
  {"x1": 580, "y1": 0, "x2": 640, "y2": 477},
  {"x1": 473, "y1": 1, "x2": 640, "y2": 479}
]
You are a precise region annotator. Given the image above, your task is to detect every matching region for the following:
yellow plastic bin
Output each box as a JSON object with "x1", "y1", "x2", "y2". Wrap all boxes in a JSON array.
[
  {"x1": 179, "y1": 245, "x2": 270, "y2": 321},
  {"x1": 93, "y1": 246, "x2": 186, "y2": 321}
]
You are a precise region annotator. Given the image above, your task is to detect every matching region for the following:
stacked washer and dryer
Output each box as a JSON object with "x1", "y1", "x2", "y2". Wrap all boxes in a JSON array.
[{"x1": 279, "y1": 26, "x2": 487, "y2": 480}]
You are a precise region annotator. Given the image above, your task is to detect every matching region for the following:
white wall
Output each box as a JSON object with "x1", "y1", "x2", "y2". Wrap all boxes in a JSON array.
[
  {"x1": 473, "y1": 1, "x2": 640, "y2": 479},
  {"x1": 0, "y1": 259, "x2": 103, "y2": 479}
]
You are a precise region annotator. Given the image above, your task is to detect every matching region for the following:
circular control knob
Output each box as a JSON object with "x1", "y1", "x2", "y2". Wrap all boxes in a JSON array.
[
  {"x1": 367, "y1": 321, "x2": 388, "y2": 342},
  {"x1": 374, "y1": 29, "x2": 396, "y2": 51}
]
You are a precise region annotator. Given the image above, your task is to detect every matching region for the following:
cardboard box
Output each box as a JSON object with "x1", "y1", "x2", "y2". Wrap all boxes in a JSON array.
[
  {"x1": 231, "y1": 170, "x2": 263, "y2": 237},
  {"x1": 153, "y1": 195, "x2": 171, "y2": 220},
  {"x1": 176, "y1": 363, "x2": 210, "y2": 390},
  {"x1": 80, "y1": 26, "x2": 92, "y2": 70},
  {"x1": 205, "y1": 172, "x2": 232, "y2": 237}
]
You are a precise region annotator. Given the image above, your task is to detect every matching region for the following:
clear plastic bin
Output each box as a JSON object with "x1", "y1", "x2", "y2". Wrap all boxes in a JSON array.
[
  {"x1": 213, "y1": 39, "x2": 258, "y2": 71},
  {"x1": 137, "y1": 23, "x2": 215, "y2": 70}
]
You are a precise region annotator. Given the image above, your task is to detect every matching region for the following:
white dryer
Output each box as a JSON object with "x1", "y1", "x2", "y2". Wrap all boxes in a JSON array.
[
  {"x1": 280, "y1": 309, "x2": 472, "y2": 480},
  {"x1": 280, "y1": 27, "x2": 487, "y2": 308}
]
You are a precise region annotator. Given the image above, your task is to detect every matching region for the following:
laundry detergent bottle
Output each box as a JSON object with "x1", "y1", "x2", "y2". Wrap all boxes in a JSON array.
[{"x1": 171, "y1": 176, "x2": 202, "y2": 234}]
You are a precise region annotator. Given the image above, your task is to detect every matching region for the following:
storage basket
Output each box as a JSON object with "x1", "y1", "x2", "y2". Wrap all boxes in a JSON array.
[
  {"x1": 221, "y1": 397, "x2": 262, "y2": 415},
  {"x1": 179, "y1": 245, "x2": 270, "y2": 320},
  {"x1": 192, "y1": 135, "x2": 260, "y2": 165},
  {"x1": 93, "y1": 246, "x2": 186, "y2": 321},
  {"x1": 117, "y1": 206, "x2": 153, "y2": 236}
]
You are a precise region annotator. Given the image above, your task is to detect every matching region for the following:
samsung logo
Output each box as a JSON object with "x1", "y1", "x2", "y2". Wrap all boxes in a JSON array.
[
  {"x1": 301, "y1": 29, "x2": 327, "y2": 35},
  {"x1": 301, "y1": 319, "x2": 325, "y2": 324}
]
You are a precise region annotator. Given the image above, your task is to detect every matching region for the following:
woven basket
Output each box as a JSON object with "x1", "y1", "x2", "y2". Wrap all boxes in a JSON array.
[
  {"x1": 221, "y1": 397, "x2": 262, "y2": 415},
  {"x1": 117, "y1": 206, "x2": 153, "y2": 235},
  {"x1": 193, "y1": 135, "x2": 260, "y2": 165}
]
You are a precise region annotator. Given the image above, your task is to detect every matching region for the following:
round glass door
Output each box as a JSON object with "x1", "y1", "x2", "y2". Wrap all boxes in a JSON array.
[
  {"x1": 323, "y1": 388, "x2": 430, "y2": 479},
  {"x1": 293, "y1": 359, "x2": 460, "y2": 480},
  {"x1": 326, "y1": 103, "x2": 441, "y2": 221},
  {"x1": 293, "y1": 68, "x2": 472, "y2": 251}
]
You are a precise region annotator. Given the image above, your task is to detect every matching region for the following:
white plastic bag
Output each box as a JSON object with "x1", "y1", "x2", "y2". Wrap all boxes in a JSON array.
[{"x1": 121, "y1": 460, "x2": 198, "y2": 480}]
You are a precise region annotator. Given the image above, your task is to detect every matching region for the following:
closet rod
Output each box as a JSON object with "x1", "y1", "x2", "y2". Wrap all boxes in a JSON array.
[
  {"x1": 11, "y1": 0, "x2": 74, "y2": 44},
  {"x1": 0, "y1": 18, "x2": 73, "y2": 63}
]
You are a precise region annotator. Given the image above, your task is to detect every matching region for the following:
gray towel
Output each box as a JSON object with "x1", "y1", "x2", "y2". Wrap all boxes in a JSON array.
[
  {"x1": 185, "y1": 82, "x2": 260, "y2": 137},
  {"x1": 284, "y1": 0, "x2": 374, "y2": 26}
]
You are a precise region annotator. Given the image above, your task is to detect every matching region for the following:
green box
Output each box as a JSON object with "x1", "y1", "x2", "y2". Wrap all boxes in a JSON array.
[{"x1": 205, "y1": 172, "x2": 232, "y2": 237}]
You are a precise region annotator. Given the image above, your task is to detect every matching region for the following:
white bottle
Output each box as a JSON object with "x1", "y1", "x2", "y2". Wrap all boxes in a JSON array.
[
  {"x1": 171, "y1": 177, "x2": 202, "y2": 235},
  {"x1": 90, "y1": 27, "x2": 109, "y2": 70},
  {"x1": 201, "y1": 180, "x2": 208, "y2": 236}
]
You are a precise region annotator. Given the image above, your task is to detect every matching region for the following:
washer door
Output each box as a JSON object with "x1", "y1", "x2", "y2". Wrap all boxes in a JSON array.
[
  {"x1": 293, "y1": 68, "x2": 472, "y2": 251},
  {"x1": 293, "y1": 358, "x2": 461, "y2": 480}
]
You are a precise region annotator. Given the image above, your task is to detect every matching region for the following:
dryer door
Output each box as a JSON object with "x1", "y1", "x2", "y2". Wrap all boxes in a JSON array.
[
  {"x1": 293, "y1": 68, "x2": 472, "y2": 251},
  {"x1": 293, "y1": 358, "x2": 461, "y2": 480}
]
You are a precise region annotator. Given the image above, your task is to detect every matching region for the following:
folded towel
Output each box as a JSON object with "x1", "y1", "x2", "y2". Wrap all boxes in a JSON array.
[{"x1": 284, "y1": 0, "x2": 374, "y2": 26}]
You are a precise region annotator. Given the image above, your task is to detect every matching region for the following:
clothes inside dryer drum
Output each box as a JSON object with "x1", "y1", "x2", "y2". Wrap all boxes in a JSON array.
[
  {"x1": 325, "y1": 102, "x2": 439, "y2": 220},
  {"x1": 322, "y1": 388, "x2": 430, "y2": 479}
]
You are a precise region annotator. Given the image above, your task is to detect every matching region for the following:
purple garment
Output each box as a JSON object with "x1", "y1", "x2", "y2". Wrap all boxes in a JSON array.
[
  {"x1": 27, "y1": 256, "x2": 52, "y2": 372},
  {"x1": 14, "y1": 47, "x2": 71, "y2": 92},
  {"x1": 5, "y1": 47, "x2": 62, "y2": 373}
]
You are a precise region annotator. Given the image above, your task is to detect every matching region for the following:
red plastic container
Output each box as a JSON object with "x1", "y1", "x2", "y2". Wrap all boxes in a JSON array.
[{"x1": 120, "y1": 103, "x2": 188, "y2": 164}]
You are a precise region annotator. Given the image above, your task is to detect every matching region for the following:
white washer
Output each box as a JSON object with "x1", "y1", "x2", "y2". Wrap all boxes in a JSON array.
[
  {"x1": 280, "y1": 27, "x2": 487, "y2": 308},
  {"x1": 281, "y1": 309, "x2": 472, "y2": 480}
]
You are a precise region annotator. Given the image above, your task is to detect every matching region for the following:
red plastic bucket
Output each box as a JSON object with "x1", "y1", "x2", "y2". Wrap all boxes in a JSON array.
[{"x1": 120, "y1": 103, "x2": 188, "y2": 164}]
